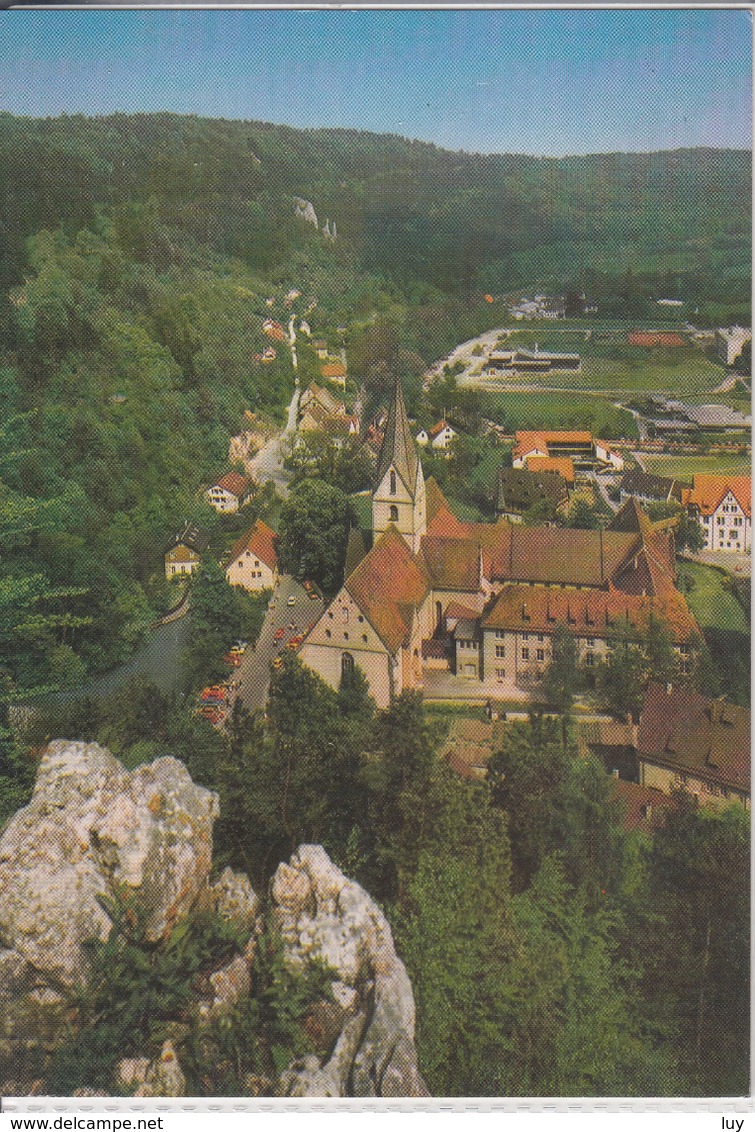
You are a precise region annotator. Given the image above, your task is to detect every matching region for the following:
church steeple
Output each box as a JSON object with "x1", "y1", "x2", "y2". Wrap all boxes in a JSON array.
[{"x1": 372, "y1": 380, "x2": 426, "y2": 552}]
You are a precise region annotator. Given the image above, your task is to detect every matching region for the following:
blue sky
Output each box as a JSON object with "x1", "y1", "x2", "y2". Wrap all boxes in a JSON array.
[{"x1": 0, "y1": 8, "x2": 751, "y2": 155}]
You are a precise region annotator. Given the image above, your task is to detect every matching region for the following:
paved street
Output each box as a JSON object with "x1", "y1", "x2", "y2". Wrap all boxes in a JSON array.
[{"x1": 233, "y1": 574, "x2": 324, "y2": 713}]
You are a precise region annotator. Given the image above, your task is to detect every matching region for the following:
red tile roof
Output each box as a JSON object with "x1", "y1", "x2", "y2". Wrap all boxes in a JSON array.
[
  {"x1": 214, "y1": 471, "x2": 253, "y2": 498},
  {"x1": 514, "y1": 430, "x2": 593, "y2": 459},
  {"x1": 320, "y1": 362, "x2": 347, "y2": 380},
  {"x1": 638, "y1": 684, "x2": 750, "y2": 794},
  {"x1": 526, "y1": 455, "x2": 575, "y2": 485},
  {"x1": 420, "y1": 536, "x2": 480, "y2": 592},
  {"x1": 687, "y1": 475, "x2": 751, "y2": 518},
  {"x1": 229, "y1": 518, "x2": 278, "y2": 570},
  {"x1": 429, "y1": 419, "x2": 454, "y2": 439},
  {"x1": 481, "y1": 582, "x2": 698, "y2": 642},
  {"x1": 345, "y1": 526, "x2": 429, "y2": 653},
  {"x1": 611, "y1": 779, "x2": 676, "y2": 833}
]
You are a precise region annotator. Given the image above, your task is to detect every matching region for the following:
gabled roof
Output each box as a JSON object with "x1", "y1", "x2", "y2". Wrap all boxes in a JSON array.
[
  {"x1": 425, "y1": 477, "x2": 449, "y2": 524},
  {"x1": 620, "y1": 468, "x2": 678, "y2": 501},
  {"x1": 229, "y1": 518, "x2": 278, "y2": 570},
  {"x1": 480, "y1": 582, "x2": 698, "y2": 642},
  {"x1": 420, "y1": 536, "x2": 481, "y2": 592},
  {"x1": 345, "y1": 526, "x2": 429, "y2": 653},
  {"x1": 429, "y1": 419, "x2": 455, "y2": 439},
  {"x1": 687, "y1": 475, "x2": 751, "y2": 518},
  {"x1": 167, "y1": 522, "x2": 207, "y2": 554},
  {"x1": 611, "y1": 779, "x2": 676, "y2": 833},
  {"x1": 638, "y1": 684, "x2": 750, "y2": 793},
  {"x1": 496, "y1": 467, "x2": 568, "y2": 515},
  {"x1": 526, "y1": 455, "x2": 575, "y2": 485},
  {"x1": 375, "y1": 381, "x2": 419, "y2": 493},
  {"x1": 212, "y1": 471, "x2": 253, "y2": 498},
  {"x1": 321, "y1": 362, "x2": 347, "y2": 380}
]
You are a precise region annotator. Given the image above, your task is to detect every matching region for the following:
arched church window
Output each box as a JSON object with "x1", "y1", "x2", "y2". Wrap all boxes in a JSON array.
[
  {"x1": 389, "y1": 505, "x2": 399, "y2": 522},
  {"x1": 390, "y1": 470, "x2": 397, "y2": 495}
]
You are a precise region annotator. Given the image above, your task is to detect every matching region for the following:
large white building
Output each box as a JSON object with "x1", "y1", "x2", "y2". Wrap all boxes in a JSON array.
[{"x1": 686, "y1": 475, "x2": 751, "y2": 553}]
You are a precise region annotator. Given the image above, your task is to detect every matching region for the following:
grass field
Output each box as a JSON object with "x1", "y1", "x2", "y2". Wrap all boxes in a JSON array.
[
  {"x1": 676, "y1": 560, "x2": 750, "y2": 634},
  {"x1": 496, "y1": 331, "x2": 728, "y2": 395},
  {"x1": 642, "y1": 454, "x2": 751, "y2": 479},
  {"x1": 485, "y1": 392, "x2": 638, "y2": 439}
]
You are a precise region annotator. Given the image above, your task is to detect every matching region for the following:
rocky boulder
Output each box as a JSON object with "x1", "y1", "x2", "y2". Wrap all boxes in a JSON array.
[{"x1": 271, "y1": 845, "x2": 429, "y2": 1097}]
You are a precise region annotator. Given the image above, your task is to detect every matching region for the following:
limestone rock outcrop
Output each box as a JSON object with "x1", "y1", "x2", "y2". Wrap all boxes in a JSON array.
[
  {"x1": 272, "y1": 845, "x2": 429, "y2": 1097},
  {"x1": 0, "y1": 742, "x2": 427, "y2": 1097}
]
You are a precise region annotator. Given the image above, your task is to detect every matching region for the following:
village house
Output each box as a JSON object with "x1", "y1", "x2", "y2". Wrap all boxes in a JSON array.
[
  {"x1": 226, "y1": 517, "x2": 278, "y2": 592},
  {"x1": 313, "y1": 339, "x2": 329, "y2": 359},
  {"x1": 512, "y1": 430, "x2": 624, "y2": 472},
  {"x1": 415, "y1": 427, "x2": 430, "y2": 447},
  {"x1": 320, "y1": 361, "x2": 347, "y2": 386},
  {"x1": 298, "y1": 383, "x2": 698, "y2": 707},
  {"x1": 262, "y1": 318, "x2": 286, "y2": 342},
  {"x1": 495, "y1": 466, "x2": 569, "y2": 522},
  {"x1": 620, "y1": 468, "x2": 683, "y2": 507},
  {"x1": 164, "y1": 522, "x2": 207, "y2": 579},
  {"x1": 205, "y1": 471, "x2": 253, "y2": 514},
  {"x1": 428, "y1": 420, "x2": 458, "y2": 452},
  {"x1": 637, "y1": 683, "x2": 750, "y2": 809},
  {"x1": 299, "y1": 382, "x2": 346, "y2": 419},
  {"x1": 685, "y1": 474, "x2": 751, "y2": 552}
]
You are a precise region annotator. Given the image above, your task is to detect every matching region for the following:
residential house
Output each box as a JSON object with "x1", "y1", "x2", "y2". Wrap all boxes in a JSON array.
[
  {"x1": 262, "y1": 318, "x2": 286, "y2": 342},
  {"x1": 205, "y1": 471, "x2": 253, "y2": 514},
  {"x1": 513, "y1": 430, "x2": 623, "y2": 471},
  {"x1": 320, "y1": 361, "x2": 347, "y2": 386},
  {"x1": 620, "y1": 469, "x2": 682, "y2": 507},
  {"x1": 525, "y1": 455, "x2": 576, "y2": 487},
  {"x1": 299, "y1": 383, "x2": 698, "y2": 707},
  {"x1": 495, "y1": 466, "x2": 569, "y2": 522},
  {"x1": 164, "y1": 522, "x2": 207, "y2": 579},
  {"x1": 637, "y1": 684, "x2": 750, "y2": 809},
  {"x1": 415, "y1": 428, "x2": 430, "y2": 447},
  {"x1": 429, "y1": 420, "x2": 458, "y2": 452},
  {"x1": 313, "y1": 339, "x2": 329, "y2": 359},
  {"x1": 299, "y1": 382, "x2": 345, "y2": 418},
  {"x1": 686, "y1": 475, "x2": 751, "y2": 552},
  {"x1": 226, "y1": 518, "x2": 278, "y2": 592},
  {"x1": 610, "y1": 778, "x2": 676, "y2": 834}
]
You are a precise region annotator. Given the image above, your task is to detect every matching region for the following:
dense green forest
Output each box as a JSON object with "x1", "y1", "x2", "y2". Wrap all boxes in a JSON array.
[{"x1": 10, "y1": 667, "x2": 749, "y2": 1097}]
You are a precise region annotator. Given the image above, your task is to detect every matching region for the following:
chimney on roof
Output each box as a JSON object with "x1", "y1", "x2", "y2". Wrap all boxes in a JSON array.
[{"x1": 666, "y1": 683, "x2": 673, "y2": 695}]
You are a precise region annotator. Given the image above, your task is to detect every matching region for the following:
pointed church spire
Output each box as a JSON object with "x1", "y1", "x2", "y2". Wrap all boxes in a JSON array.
[{"x1": 375, "y1": 379, "x2": 418, "y2": 493}]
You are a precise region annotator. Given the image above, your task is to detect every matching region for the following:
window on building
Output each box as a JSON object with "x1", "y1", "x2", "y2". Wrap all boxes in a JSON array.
[
  {"x1": 495, "y1": 667, "x2": 506, "y2": 679},
  {"x1": 390, "y1": 470, "x2": 397, "y2": 495},
  {"x1": 325, "y1": 629, "x2": 331, "y2": 638},
  {"x1": 389, "y1": 505, "x2": 399, "y2": 522},
  {"x1": 537, "y1": 633, "x2": 544, "y2": 643},
  {"x1": 585, "y1": 651, "x2": 594, "y2": 667},
  {"x1": 495, "y1": 645, "x2": 505, "y2": 658},
  {"x1": 342, "y1": 607, "x2": 349, "y2": 623},
  {"x1": 522, "y1": 632, "x2": 530, "y2": 641},
  {"x1": 495, "y1": 629, "x2": 505, "y2": 639},
  {"x1": 587, "y1": 637, "x2": 595, "y2": 647},
  {"x1": 521, "y1": 647, "x2": 530, "y2": 660},
  {"x1": 717, "y1": 516, "x2": 725, "y2": 525},
  {"x1": 536, "y1": 648, "x2": 544, "y2": 662}
]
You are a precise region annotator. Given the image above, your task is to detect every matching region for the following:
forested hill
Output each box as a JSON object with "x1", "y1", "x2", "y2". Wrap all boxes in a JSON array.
[{"x1": 0, "y1": 112, "x2": 750, "y2": 302}]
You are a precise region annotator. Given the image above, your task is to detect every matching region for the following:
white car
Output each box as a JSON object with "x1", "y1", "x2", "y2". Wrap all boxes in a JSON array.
[{"x1": 287, "y1": 595, "x2": 296, "y2": 606}]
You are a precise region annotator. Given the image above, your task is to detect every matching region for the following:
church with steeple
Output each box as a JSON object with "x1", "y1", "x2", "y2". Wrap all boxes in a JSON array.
[
  {"x1": 297, "y1": 381, "x2": 698, "y2": 709},
  {"x1": 372, "y1": 380, "x2": 427, "y2": 552}
]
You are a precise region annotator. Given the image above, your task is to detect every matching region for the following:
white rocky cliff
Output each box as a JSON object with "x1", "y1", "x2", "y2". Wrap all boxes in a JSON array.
[{"x1": 0, "y1": 741, "x2": 427, "y2": 1097}]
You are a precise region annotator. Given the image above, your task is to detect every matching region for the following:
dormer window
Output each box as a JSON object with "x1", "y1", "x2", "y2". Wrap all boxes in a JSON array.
[
  {"x1": 390, "y1": 469, "x2": 397, "y2": 495},
  {"x1": 389, "y1": 505, "x2": 399, "y2": 522}
]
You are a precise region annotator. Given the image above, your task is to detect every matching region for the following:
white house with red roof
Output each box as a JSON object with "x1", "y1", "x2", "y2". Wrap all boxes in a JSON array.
[
  {"x1": 686, "y1": 474, "x2": 751, "y2": 552},
  {"x1": 226, "y1": 518, "x2": 278, "y2": 591},
  {"x1": 205, "y1": 471, "x2": 253, "y2": 514},
  {"x1": 429, "y1": 420, "x2": 458, "y2": 451}
]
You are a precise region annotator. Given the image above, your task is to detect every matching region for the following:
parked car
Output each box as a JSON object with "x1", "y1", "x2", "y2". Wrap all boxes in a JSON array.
[
  {"x1": 287, "y1": 595, "x2": 296, "y2": 606},
  {"x1": 274, "y1": 627, "x2": 286, "y2": 641},
  {"x1": 272, "y1": 656, "x2": 284, "y2": 671}
]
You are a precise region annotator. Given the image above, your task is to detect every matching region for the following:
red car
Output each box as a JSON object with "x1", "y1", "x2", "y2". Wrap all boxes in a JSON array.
[{"x1": 274, "y1": 627, "x2": 286, "y2": 641}]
